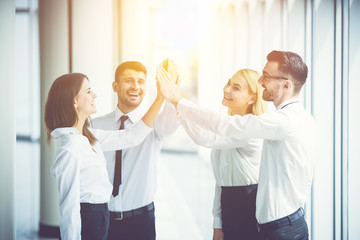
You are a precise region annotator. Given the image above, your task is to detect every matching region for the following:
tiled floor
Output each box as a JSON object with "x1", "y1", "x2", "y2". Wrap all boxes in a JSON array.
[{"x1": 15, "y1": 136, "x2": 215, "y2": 240}]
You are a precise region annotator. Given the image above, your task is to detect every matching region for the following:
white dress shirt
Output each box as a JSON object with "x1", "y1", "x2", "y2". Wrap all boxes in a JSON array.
[
  {"x1": 50, "y1": 121, "x2": 152, "y2": 240},
  {"x1": 177, "y1": 98, "x2": 318, "y2": 224},
  {"x1": 178, "y1": 114, "x2": 262, "y2": 228},
  {"x1": 92, "y1": 101, "x2": 179, "y2": 212}
]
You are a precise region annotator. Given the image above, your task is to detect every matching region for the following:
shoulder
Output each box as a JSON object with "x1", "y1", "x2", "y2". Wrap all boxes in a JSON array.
[
  {"x1": 52, "y1": 134, "x2": 87, "y2": 171},
  {"x1": 92, "y1": 111, "x2": 116, "y2": 129}
]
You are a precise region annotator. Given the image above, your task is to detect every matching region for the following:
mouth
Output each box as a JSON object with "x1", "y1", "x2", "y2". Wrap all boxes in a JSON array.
[
  {"x1": 223, "y1": 96, "x2": 233, "y2": 101},
  {"x1": 128, "y1": 92, "x2": 141, "y2": 100}
]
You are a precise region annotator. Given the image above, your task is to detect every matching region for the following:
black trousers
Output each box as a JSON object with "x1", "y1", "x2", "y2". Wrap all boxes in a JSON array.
[
  {"x1": 221, "y1": 185, "x2": 260, "y2": 240},
  {"x1": 107, "y1": 204, "x2": 155, "y2": 240},
  {"x1": 258, "y1": 210, "x2": 309, "y2": 240},
  {"x1": 80, "y1": 203, "x2": 109, "y2": 240}
]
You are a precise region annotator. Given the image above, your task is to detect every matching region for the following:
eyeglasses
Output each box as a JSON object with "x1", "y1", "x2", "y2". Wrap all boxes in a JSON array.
[{"x1": 262, "y1": 74, "x2": 288, "y2": 81}]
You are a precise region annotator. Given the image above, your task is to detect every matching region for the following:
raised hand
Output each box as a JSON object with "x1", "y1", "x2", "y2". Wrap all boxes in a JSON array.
[
  {"x1": 156, "y1": 66, "x2": 182, "y2": 107},
  {"x1": 160, "y1": 58, "x2": 179, "y2": 84}
]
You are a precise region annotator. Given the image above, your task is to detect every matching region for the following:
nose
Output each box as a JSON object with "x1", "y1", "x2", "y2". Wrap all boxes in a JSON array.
[
  {"x1": 223, "y1": 84, "x2": 231, "y2": 93},
  {"x1": 131, "y1": 81, "x2": 139, "y2": 90},
  {"x1": 258, "y1": 75, "x2": 263, "y2": 84}
]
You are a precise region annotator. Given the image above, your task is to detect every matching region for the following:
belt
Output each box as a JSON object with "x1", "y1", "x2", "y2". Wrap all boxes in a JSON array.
[
  {"x1": 257, "y1": 208, "x2": 304, "y2": 232},
  {"x1": 110, "y1": 202, "x2": 154, "y2": 221}
]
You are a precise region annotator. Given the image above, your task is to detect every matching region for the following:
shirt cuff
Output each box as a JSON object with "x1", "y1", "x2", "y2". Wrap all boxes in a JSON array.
[{"x1": 213, "y1": 216, "x2": 222, "y2": 229}]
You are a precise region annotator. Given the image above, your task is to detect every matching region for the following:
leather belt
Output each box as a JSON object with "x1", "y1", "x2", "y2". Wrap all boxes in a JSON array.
[
  {"x1": 110, "y1": 202, "x2": 154, "y2": 221},
  {"x1": 257, "y1": 208, "x2": 304, "y2": 232}
]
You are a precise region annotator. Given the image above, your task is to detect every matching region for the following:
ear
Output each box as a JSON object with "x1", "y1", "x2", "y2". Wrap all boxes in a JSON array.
[
  {"x1": 112, "y1": 81, "x2": 118, "y2": 92},
  {"x1": 283, "y1": 80, "x2": 292, "y2": 90},
  {"x1": 248, "y1": 94, "x2": 256, "y2": 105},
  {"x1": 73, "y1": 99, "x2": 78, "y2": 108}
]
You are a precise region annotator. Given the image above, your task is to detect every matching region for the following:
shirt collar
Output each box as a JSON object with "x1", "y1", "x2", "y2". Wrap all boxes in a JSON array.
[
  {"x1": 276, "y1": 98, "x2": 301, "y2": 110},
  {"x1": 114, "y1": 104, "x2": 145, "y2": 124}
]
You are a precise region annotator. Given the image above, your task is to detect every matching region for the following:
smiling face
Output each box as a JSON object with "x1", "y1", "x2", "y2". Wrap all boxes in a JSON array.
[
  {"x1": 258, "y1": 61, "x2": 288, "y2": 105},
  {"x1": 74, "y1": 78, "x2": 97, "y2": 119},
  {"x1": 222, "y1": 73, "x2": 255, "y2": 116},
  {"x1": 113, "y1": 69, "x2": 146, "y2": 113}
]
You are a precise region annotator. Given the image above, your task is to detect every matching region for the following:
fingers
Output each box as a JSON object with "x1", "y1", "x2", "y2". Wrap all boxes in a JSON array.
[
  {"x1": 156, "y1": 67, "x2": 170, "y2": 93},
  {"x1": 167, "y1": 59, "x2": 179, "y2": 84},
  {"x1": 159, "y1": 58, "x2": 179, "y2": 84}
]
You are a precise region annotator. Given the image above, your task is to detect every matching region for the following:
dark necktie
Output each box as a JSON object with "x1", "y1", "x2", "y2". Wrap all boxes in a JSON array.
[{"x1": 112, "y1": 115, "x2": 129, "y2": 197}]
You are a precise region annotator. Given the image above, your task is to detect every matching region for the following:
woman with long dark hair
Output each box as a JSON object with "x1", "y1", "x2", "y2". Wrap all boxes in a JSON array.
[{"x1": 44, "y1": 72, "x2": 163, "y2": 240}]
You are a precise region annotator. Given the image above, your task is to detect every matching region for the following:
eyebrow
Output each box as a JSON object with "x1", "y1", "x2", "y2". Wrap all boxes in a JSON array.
[{"x1": 229, "y1": 79, "x2": 241, "y2": 87}]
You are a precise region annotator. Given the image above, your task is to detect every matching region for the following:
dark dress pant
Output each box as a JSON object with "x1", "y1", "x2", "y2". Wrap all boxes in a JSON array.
[
  {"x1": 107, "y1": 204, "x2": 155, "y2": 240},
  {"x1": 258, "y1": 209, "x2": 309, "y2": 240}
]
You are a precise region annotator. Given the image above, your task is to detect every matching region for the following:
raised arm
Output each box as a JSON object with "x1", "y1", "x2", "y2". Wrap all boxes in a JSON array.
[
  {"x1": 141, "y1": 79, "x2": 165, "y2": 127},
  {"x1": 179, "y1": 113, "x2": 252, "y2": 149},
  {"x1": 94, "y1": 79, "x2": 165, "y2": 151}
]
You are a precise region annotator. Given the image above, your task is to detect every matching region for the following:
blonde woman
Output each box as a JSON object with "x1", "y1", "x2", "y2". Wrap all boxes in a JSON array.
[
  {"x1": 159, "y1": 67, "x2": 265, "y2": 239},
  {"x1": 158, "y1": 51, "x2": 317, "y2": 240}
]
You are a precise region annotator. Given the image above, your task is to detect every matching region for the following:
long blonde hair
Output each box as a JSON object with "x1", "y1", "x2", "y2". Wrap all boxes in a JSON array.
[{"x1": 233, "y1": 69, "x2": 266, "y2": 116}]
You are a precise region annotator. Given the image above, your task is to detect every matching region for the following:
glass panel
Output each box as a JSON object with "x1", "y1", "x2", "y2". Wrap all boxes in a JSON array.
[
  {"x1": 348, "y1": 0, "x2": 360, "y2": 239},
  {"x1": 16, "y1": 0, "x2": 29, "y2": 9},
  {"x1": 15, "y1": 13, "x2": 31, "y2": 136}
]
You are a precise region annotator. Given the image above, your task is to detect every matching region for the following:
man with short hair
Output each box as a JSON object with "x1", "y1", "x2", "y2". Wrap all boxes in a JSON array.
[
  {"x1": 157, "y1": 51, "x2": 318, "y2": 240},
  {"x1": 93, "y1": 61, "x2": 179, "y2": 240}
]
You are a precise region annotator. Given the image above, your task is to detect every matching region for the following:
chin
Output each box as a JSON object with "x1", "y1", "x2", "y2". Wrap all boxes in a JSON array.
[
  {"x1": 221, "y1": 99, "x2": 229, "y2": 106},
  {"x1": 90, "y1": 109, "x2": 97, "y2": 115}
]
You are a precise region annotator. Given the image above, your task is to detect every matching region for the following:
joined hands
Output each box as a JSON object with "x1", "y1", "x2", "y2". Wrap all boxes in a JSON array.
[{"x1": 156, "y1": 58, "x2": 183, "y2": 108}]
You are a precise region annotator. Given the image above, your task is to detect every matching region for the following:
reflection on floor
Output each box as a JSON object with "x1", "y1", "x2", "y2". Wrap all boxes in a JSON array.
[{"x1": 16, "y1": 141, "x2": 215, "y2": 240}]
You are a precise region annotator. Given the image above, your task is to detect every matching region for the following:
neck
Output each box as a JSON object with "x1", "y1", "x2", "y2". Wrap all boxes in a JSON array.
[
  {"x1": 273, "y1": 94, "x2": 299, "y2": 108},
  {"x1": 117, "y1": 104, "x2": 137, "y2": 114},
  {"x1": 73, "y1": 116, "x2": 86, "y2": 135},
  {"x1": 229, "y1": 105, "x2": 252, "y2": 116}
]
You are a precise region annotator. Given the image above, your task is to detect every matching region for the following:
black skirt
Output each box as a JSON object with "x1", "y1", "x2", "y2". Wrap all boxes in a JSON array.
[
  {"x1": 80, "y1": 202, "x2": 109, "y2": 240},
  {"x1": 221, "y1": 184, "x2": 259, "y2": 240}
]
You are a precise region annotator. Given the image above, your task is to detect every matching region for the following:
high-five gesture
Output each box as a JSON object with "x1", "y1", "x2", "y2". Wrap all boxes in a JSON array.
[{"x1": 156, "y1": 59, "x2": 183, "y2": 107}]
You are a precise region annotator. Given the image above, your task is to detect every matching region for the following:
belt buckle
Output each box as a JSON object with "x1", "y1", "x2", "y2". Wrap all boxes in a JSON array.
[{"x1": 114, "y1": 211, "x2": 123, "y2": 220}]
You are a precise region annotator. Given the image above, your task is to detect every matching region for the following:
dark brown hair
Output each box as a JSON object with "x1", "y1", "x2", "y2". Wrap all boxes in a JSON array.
[
  {"x1": 44, "y1": 73, "x2": 97, "y2": 145},
  {"x1": 115, "y1": 61, "x2": 147, "y2": 82},
  {"x1": 267, "y1": 50, "x2": 308, "y2": 94}
]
